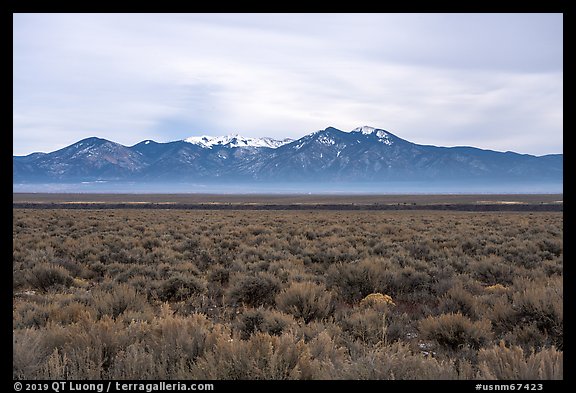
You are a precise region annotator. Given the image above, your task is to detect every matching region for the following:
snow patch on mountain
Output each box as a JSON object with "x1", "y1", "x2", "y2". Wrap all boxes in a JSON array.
[
  {"x1": 185, "y1": 134, "x2": 292, "y2": 149},
  {"x1": 352, "y1": 126, "x2": 393, "y2": 146},
  {"x1": 318, "y1": 135, "x2": 335, "y2": 145},
  {"x1": 354, "y1": 126, "x2": 376, "y2": 135},
  {"x1": 376, "y1": 131, "x2": 393, "y2": 145}
]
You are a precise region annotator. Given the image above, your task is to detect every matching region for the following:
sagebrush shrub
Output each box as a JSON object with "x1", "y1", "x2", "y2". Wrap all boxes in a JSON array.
[
  {"x1": 341, "y1": 307, "x2": 388, "y2": 345},
  {"x1": 419, "y1": 313, "x2": 493, "y2": 351},
  {"x1": 189, "y1": 332, "x2": 316, "y2": 379},
  {"x1": 236, "y1": 307, "x2": 296, "y2": 340},
  {"x1": 12, "y1": 208, "x2": 563, "y2": 380},
  {"x1": 438, "y1": 285, "x2": 477, "y2": 318},
  {"x1": 26, "y1": 263, "x2": 73, "y2": 292},
  {"x1": 275, "y1": 282, "x2": 334, "y2": 323},
  {"x1": 477, "y1": 341, "x2": 562, "y2": 380},
  {"x1": 158, "y1": 274, "x2": 206, "y2": 302},
  {"x1": 226, "y1": 273, "x2": 281, "y2": 307},
  {"x1": 511, "y1": 278, "x2": 563, "y2": 349},
  {"x1": 92, "y1": 284, "x2": 149, "y2": 319},
  {"x1": 326, "y1": 262, "x2": 377, "y2": 303}
]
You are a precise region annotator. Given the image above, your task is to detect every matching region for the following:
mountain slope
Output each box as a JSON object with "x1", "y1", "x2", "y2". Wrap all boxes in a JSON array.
[{"x1": 13, "y1": 126, "x2": 563, "y2": 186}]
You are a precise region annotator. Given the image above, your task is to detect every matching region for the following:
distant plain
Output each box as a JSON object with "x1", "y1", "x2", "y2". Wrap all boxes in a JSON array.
[{"x1": 12, "y1": 193, "x2": 563, "y2": 208}]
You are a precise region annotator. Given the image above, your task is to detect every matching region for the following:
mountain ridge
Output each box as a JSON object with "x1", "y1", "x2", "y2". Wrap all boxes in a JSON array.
[{"x1": 13, "y1": 126, "x2": 563, "y2": 188}]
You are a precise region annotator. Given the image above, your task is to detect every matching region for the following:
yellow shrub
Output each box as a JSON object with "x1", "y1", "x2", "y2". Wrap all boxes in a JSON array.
[
  {"x1": 360, "y1": 293, "x2": 396, "y2": 307},
  {"x1": 484, "y1": 284, "x2": 508, "y2": 293}
]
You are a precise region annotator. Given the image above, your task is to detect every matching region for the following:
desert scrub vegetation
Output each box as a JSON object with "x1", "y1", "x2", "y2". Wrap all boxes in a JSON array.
[{"x1": 13, "y1": 208, "x2": 563, "y2": 379}]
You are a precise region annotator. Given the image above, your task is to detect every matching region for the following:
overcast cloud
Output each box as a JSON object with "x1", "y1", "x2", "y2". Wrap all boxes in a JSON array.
[{"x1": 13, "y1": 13, "x2": 563, "y2": 156}]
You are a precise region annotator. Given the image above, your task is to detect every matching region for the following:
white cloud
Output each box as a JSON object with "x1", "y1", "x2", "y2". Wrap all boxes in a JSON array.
[{"x1": 13, "y1": 13, "x2": 563, "y2": 156}]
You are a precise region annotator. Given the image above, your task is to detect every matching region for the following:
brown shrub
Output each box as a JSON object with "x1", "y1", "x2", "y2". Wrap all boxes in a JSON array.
[
  {"x1": 12, "y1": 208, "x2": 563, "y2": 380},
  {"x1": 341, "y1": 307, "x2": 389, "y2": 346},
  {"x1": 189, "y1": 332, "x2": 317, "y2": 379},
  {"x1": 26, "y1": 263, "x2": 73, "y2": 292},
  {"x1": 236, "y1": 307, "x2": 297, "y2": 340},
  {"x1": 477, "y1": 341, "x2": 562, "y2": 380},
  {"x1": 157, "y1": 274, "x2": 207, "y2": 302},
  {"x1": 226, "y1": 273, "x2": 281, "y2": 307},
  {"x1": 326, "y1": 262, "x2": 377, "y2": 303},
  {"x1": 419, "y1": 313, "x2": 493, "y2": 351},
  {"x1": 275, "y1": 282, "x2": 334, "y2": 323},
  {"x1": 511, "y1": 277, "x2": 563, "y2": 349},
  {"x1": 438, "y1": 285, "x2": 477, "y2": 318},
  {"x1": 341, "y1": 341, "x2": 470, "y2": 379},
  {"x1": 92, "y1": 284, "x2": 150, "y2": 319}
]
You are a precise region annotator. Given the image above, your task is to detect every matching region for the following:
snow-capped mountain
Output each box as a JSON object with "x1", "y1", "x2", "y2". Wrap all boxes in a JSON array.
[
  {"x1": 352, "y1": 126, "x2": 394, "y2": 146},
  {"x1": 13, "y1": 126, "x2": 563, "y2": 187},
  {"x1": 184, "y1": 134, "x2": 293, "y2": 149}
]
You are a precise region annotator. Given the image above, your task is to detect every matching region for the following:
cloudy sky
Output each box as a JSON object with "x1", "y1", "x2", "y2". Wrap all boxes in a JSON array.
[{"x1": 13, "y1": 13, "x2": 562, "y2": 156}]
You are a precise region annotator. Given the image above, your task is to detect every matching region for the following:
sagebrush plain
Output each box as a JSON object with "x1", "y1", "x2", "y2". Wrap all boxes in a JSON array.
[{"x1": 13, "y1": 195, "x2": 563, "y2": 379}]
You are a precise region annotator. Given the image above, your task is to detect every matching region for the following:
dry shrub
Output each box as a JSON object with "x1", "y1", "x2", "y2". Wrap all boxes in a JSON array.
[
  {"x1": 477, "y1": 341, "x2": 562, "y2": 380},
  {"x1": 537, "y1": 238, "x2": 562, "y2": 258},
  {"x1": 484, "y1": 284, "x2": 508, "y2": 294},
  {"x1": 275, "y1": 282, "x2": 334, "y2": 323},
  {"x1": 26, "y1": 263, "x2": 73, "y2": 292},
  {"x1": 13, "y1": 209, "x2": 563, "y2": 380},
  {"x1": 190, "y1": 332, "x2": 317, "y2": 379},
  {"x1": 392, "y1": 266, "x2": 433, "y2": 294},
  {"x1": 226, "y1": 273, "x2": 280, "y2": 307},
  {"x1": 306, "y1": 331, "x2": 347, "y2": 377},
  {"x1": 438, "y1": 285, "x2": 477, "y2": 318},
  {"x1": 157, "y1": 274, "x2": 207, "y2": 302},
  {"x1": 13, "y1": 301, "x2": 51, "y2": 329},
  {"x1": 341, "y1": 307, "x2": 389, "y2": 345},
  {"x1": 469, "y1": 256, "x2": 514, "y2": 285},
  {"x1": 92, "y1": 284, "x2": 150, "y2": 319},
  {"x1": 511, "y1": 278, "x2": 563, "y2": 349},
  {"x1": 360, "y1": 292, "x2": 396, "y2": 307},
  {"x1": 341, "y1": 341, "x2": 471, "y2": 379},
  {"x1": 503, "y1": 323, "x2": 550, "y2": 352},
  {"x1": 236, "y1": 307, "x2": 297, "y2": 340},
  {"x1": 48, "y1": 301, "x2": 96, "y2": 326},
  {"x1": 208, "y1": 265, "x2": 230, "y2": 286},
  {"x1": 419, "y1": 313, "x2": 493, "y2": 351},
  {"x1": 150, "y1": 304, "x2": 228, "y2": 365},
  {"x1": 326, "y1": 261, "x2": 378, "y2": 303},
  {"x1": 42, "y1": 347, "x2": 105, "y2": 379},
  {"x1": 13, "y1": 328, "x2": 46, "y2": 379}
]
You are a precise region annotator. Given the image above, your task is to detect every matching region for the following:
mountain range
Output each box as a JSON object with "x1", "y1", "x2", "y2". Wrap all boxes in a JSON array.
[{"x1": 13, "y1": 126, "x2": 563, "y2": 190}]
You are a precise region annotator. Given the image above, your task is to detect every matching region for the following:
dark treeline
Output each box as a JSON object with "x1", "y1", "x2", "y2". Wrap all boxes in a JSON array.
[{"x1": 12, "y1": 202, "x2": 562, "y2": 212}]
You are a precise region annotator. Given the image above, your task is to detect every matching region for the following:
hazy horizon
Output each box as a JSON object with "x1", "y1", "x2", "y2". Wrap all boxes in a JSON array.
[{"x1": 12, "y1": 180, "x2": 563, "y2": 195}]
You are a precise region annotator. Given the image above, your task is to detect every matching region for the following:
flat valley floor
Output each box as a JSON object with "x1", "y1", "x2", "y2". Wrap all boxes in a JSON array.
[{"x1": 13, "y1": 194, "x2": 563, "y2": 379}]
